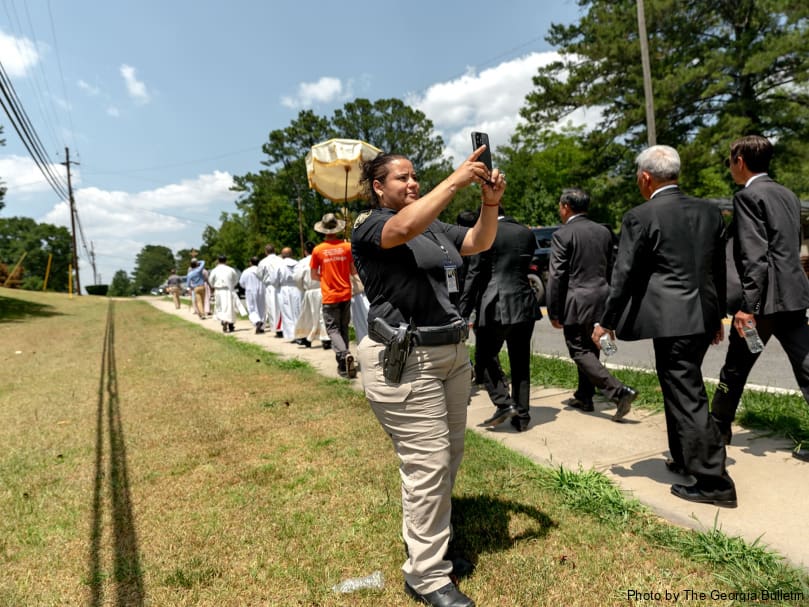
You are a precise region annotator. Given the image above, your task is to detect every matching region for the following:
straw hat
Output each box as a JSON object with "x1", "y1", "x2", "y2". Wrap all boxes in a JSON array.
[{"x1": 314, "y1": 213, "x2": 345, "y2": 235}]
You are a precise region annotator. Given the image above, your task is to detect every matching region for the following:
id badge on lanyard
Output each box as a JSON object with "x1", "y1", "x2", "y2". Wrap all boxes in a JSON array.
[{"x1": 444, "y1": 264, "x2": 459, "y2": 294}]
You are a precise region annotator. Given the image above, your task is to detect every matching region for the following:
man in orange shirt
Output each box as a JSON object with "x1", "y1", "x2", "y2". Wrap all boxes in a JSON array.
[{"x1": 311, "y1": 213, "x2": 358, "y2": 378}]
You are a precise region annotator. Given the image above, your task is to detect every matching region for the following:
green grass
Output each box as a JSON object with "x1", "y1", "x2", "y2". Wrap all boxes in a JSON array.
[{"x1": 1, "y1": 288, "x2": 808, "y2": 606}]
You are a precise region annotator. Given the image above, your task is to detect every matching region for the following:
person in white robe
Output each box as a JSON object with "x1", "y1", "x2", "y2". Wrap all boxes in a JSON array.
[
  {"x1": 293, "y1": 242, "x2": 328, "y2": 347},
  {"x1": 272, "y1": 247, "x2": 302, "y2": 340},
  {"x1": 258, "y1": 244, "x2": 283, "y2": 335},
  {"x1": 350, "y1": 273, "x2": 370, "y2": 343},
  {"x1": 208, "y1": 255, "x2": 241, "y2": 333},
  {"x1": 239, "y1": 256, "x2": 268, "y2": 333}
]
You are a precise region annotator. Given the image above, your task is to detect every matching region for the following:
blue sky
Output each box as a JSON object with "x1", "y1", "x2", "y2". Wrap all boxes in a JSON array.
[{"x1": 0, "y1": 0, "x2": 585, "y2": 287}]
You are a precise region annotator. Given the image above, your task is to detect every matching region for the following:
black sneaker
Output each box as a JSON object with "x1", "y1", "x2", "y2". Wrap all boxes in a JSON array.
[
  {"x1": 322, "y1": 340, "x2": 332, "y2": 350},
  {"x1": 404, "y1": 581, "x2": 475, "y2": 607}
]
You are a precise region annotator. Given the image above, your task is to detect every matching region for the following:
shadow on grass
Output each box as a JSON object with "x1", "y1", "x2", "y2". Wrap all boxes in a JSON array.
[
  {"x1": 88, "y1": 300, "x2": 145, "y2": 607},
  {"x1": 0, "y1": 294, "x2": 62, "y2": 323},
  {"x1": 450, "y1": 494, "x2": 556, "y2": 566}
]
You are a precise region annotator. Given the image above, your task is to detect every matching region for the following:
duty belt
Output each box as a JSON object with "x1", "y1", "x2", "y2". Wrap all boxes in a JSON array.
[{"x1": 411, "y1": 320, "x2": 469, "y2": 346}]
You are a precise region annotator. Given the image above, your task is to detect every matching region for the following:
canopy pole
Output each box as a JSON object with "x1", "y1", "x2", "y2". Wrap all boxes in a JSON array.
[{"x1": 344, "y1": 167, "x2": 350, "y2": 240}]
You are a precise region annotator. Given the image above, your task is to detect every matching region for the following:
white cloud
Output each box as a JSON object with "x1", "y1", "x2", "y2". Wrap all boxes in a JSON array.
[
  {"x1": 37, "y1": 171, "x2": 235, "y2": 285},
  {"x1": 0, "y1": 154, "x2": 64, "y2": 195},
  {"x1": 52, "y1": 96, "x2": 72, "y2": 111},
  {"x1": 77, "y1": 79, "x2": 100, "y2": 96},
  {"x1": 281, "y1": 76, "x2": 350, "y2": 109},
  {"x1": 406, "y1": 52, "x2": 561, "y2": 165},
  {"x1": 0, "y1": 30, "x2": 39, "y2": 77},
  {"x1": 120, "y1": 64, "x2": 151, "y2": 104},
  {"x1": 408, "y1": 51, "x2": 602, "y2": 166},
  {"x1": 43, "y1": 171, "x2": 235, "y2": 228}
]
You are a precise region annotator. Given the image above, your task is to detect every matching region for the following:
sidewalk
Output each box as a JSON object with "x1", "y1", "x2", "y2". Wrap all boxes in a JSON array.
[{"x1": 147, "y1": 298, "x2": 808, "y2": 570}]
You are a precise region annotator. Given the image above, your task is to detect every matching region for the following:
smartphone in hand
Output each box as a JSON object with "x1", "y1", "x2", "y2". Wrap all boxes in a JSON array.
[{"x1": 471, "y1": 131, "x2": 493, "y2": 172}]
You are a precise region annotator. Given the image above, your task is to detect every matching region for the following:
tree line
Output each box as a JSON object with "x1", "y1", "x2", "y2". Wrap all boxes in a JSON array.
[{"x1": 2, "y1": 0, "x2": 807, "y2": 295}]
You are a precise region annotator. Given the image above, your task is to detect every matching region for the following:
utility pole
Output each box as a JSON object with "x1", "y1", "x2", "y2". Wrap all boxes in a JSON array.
[
  {"x1": 90, "y1": 240, "x2": 98, "y2": 285},
  {"x1": 637, "y1": 0, "x2": 656, "y2": 146},
  {"x1": 62, "y1": 147, "x2": 81, "y2": 295}
]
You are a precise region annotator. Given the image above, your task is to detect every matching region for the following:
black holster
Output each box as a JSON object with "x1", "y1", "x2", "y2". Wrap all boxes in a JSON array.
[{"x1": 369, "y1": 317, "x2": 413, "y2": 384}]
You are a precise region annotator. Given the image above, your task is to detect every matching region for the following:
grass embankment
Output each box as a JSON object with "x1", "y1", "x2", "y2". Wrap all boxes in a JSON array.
[{"x1": 1, "y1": 289, "x2": 807, "y2": 606}]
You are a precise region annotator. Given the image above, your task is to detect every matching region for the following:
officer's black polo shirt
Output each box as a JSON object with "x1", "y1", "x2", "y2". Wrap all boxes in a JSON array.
[{"x1": 352, "y1": 207, "x2": 469, "y2": 328}]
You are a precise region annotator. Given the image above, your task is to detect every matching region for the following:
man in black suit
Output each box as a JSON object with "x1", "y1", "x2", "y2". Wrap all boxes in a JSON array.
[
  {"x1": 592, "y1": 145, "x2": 736, "y2": 507},
  {"x1": 546, "y1": 188, "x2": 637, "y2": 420},
  {"x1": 710, "y1": 135, "x2": 809, "y2": 460},
  {"x1": 459, "y1": 207, "x2": 541, "y2": 431}
]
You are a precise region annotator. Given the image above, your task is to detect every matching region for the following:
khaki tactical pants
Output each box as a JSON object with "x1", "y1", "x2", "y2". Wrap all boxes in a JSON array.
[{"x1": 357, "y1": 337, "x2": 471, "y2": 594}]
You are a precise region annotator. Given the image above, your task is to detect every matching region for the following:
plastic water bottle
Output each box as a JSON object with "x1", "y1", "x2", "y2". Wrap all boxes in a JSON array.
[
  {"x1": 742, "y1": 322, "x2": 764, "y2": 354},
  {"x1": 331, "y1": 570, "x2": 385, "y2": 593},
  {"x1": 599, "y1": 333, "x2": 618, "y2": 356}
]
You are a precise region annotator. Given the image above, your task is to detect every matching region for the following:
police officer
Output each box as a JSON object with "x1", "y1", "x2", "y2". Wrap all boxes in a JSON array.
[{"x1": 352, "y1": 147, "x2": 505, "y2": 607}]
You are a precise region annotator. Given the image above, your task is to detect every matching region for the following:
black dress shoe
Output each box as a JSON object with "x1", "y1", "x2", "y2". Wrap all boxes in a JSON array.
[
  {"x1": 510, "y1": 416, "x2": 530, "y2": 432},
  {"x1": 404, "y1": 581, "x2": 475, "y2": 607},
  {"x1": 613, "y1": 385, "x2": 637, "y2": 420},
  {"x1": 346, "y1": 354, "x2": 357, "y2": 379},
  {"x1": 483, "y1": 405, "x2": 519, "y2": 427},
  {"x1": 670, "y1": 483, "x2": 737, "y2": 508},
  {"x1": 793, "y1": 449, "x2": 809, "y2": 462},
  {"x1": 568, "y1": 398, "x2": 594, "y2": 412},
  {"x1": 665, "y1": 458, "x2": 688, "y2": 475}
]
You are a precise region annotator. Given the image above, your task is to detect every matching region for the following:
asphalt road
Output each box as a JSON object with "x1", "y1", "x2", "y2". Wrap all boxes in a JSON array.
[{"x1": 528, "y1": 314, "x2": 803, "y2": 393}]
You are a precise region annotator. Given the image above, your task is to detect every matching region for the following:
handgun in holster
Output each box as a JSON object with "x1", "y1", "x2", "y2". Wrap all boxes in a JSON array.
[{"x1": 369, "y1": 317, "x2": 413, "y2": 384}]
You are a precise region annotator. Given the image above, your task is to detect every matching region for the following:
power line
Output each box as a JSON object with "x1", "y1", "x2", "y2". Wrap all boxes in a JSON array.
[
  {"x1": 2, "y1": 0, "x2": 63, "y2": 154},
  {"x1": 84, "y1": 145, "x2": 261, "y2": 175},
  {"x1": 0, "y1": 59, "x2": 69, "y2": 200},
  {"x1": 46, "y1": 0, "x2": 77, "y2": 153}
]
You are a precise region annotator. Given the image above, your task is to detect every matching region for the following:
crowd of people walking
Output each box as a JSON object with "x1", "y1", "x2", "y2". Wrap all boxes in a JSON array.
[{"x1": 169, "y1": 213, "x2": 369, "y2": 379}]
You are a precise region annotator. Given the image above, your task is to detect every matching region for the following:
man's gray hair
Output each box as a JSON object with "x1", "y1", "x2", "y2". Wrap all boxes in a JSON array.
[{"x1": 635, "y1": 145, "x2": 680, "y2": 181}]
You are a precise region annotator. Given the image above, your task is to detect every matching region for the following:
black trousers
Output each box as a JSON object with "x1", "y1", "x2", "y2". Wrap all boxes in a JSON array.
[
  {"x1": 474, "y1": 320, "x2": 535, "y2": 422},
  {"x1": 711, "y1": 310, "x2": 809, "y2": 431},
  {"x1": 563, "y1": 323, "x2": 624, "y2": 404},
  {"x1": 653, "y1": 334, "x2": 733, "y2": 490}
]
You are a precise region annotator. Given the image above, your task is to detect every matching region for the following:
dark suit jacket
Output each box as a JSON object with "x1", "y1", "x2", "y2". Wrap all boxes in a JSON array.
[
  {"x1": 546, "y1": 214, "x2": 613, "y2": 326},
  {"x1": 601, "y1": 186, "x2": 726, "y2": 340},
  {"x1": 459, "y1": 216, "x2": 541, "y2": 327},
  {"x1": 732, "y1": 175, "x2": 809, "y2": 315}
]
